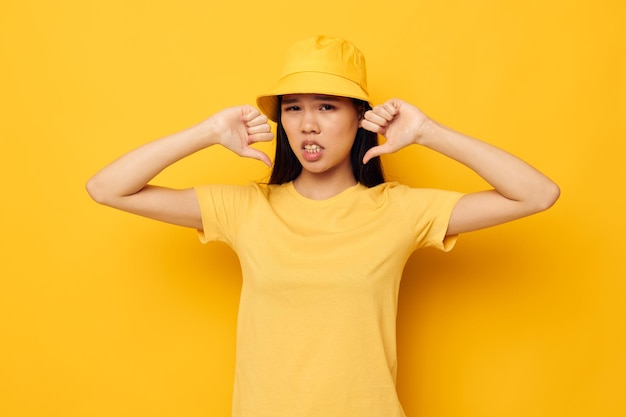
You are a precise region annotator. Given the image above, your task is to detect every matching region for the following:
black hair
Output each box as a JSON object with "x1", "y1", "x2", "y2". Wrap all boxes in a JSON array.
[{"x1": 268, "y1": 99, "x2": 385, "y2": 187}]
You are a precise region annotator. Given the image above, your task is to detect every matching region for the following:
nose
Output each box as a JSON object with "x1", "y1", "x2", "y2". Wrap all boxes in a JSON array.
[{"x1": 299, "y1": 110, "x2": 320, "y2": 133}]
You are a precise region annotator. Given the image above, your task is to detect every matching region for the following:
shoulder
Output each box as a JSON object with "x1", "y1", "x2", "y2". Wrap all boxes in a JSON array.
[
  {"x1": 365, "y1": 181, "x2": 458, "y2": 198},
  {"x1": 193, "y1": 182, "x2": 279, "y2": 208},
  {"x1": 366, "y1": 181, "x2": 464, "y2": 211},
  {"x1": 194, "y1": 182, "x2": 271, "y2": 196}
]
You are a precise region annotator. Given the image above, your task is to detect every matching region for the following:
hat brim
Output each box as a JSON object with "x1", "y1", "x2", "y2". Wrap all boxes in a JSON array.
[{"x1": 256, "y1": 71, "x2": 369, "y2": 122}]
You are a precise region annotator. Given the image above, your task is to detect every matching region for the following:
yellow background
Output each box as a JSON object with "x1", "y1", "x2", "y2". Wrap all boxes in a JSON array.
[{"x1": 1, "y1": 0, "x2": 624, "y2": 416}]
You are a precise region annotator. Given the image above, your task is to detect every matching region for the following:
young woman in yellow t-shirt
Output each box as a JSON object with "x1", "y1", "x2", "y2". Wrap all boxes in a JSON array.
[{"x1": 86, "y1": 36, "x2": 559, "y2": 416}]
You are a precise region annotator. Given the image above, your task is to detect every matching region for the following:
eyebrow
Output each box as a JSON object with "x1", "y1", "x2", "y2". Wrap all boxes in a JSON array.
[{"x1": 281, "y1": 95, "x2": 343, "y2": 105}]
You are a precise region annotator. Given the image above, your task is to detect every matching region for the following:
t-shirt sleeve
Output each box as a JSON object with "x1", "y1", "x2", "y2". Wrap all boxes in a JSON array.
[
  {"x1": 390, "y1": 185, "x2": 464, "y2": 252},
  {"x1": 192, "y1": 184, "x2": 257, "y2": 245}
]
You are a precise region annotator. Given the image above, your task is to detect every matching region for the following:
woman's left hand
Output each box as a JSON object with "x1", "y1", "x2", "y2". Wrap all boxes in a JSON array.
[{"x1": 360, "y1": 98, "x2": 430, "y2": 164}]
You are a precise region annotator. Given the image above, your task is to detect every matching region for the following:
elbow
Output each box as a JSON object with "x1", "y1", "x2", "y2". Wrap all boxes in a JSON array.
[
  {"x1": 533, "y1": 180, "x2": 561, "y2": 213},
  {"x1": 85, "y1": 176, "x2": 111, "y2": 206}
]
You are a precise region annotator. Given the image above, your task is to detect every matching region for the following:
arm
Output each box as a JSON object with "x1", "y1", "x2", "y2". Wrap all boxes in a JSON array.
[
  {"x1": 360, "y1": 98, "x2": 560, "y2": 235},
  {"x1": 86, "y1": 105, "x2": 273, "y2": 229}
]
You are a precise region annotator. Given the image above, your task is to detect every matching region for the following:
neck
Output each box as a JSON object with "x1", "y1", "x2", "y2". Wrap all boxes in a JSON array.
[{"x1": 293, "y1": 170, "x2": 357, "y2": 200}]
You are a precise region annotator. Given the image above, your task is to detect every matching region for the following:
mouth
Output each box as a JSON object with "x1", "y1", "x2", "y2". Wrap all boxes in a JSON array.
[
  {"x1": 300, "y1": 141, "x2": 324, "y2": 162},
  {"x1": 303, "y1": 144, "x2": 323, "y2": 154}
]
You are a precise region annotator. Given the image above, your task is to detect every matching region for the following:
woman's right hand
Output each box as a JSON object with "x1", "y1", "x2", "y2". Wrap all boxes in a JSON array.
[
  {"x1": 86, "y1": 104, "x2": 275, "y2": 229},
  {"x1": 205, "y1": 105, "x2": 274, "y2": 166}
]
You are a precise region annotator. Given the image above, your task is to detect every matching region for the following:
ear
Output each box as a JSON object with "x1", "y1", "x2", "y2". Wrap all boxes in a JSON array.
[{"x1": 353, "y1": 100, "x2": 368, "y2": 120}]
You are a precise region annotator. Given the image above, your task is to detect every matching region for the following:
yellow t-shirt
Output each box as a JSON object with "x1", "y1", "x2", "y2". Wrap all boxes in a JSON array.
[{"x1": 194, "y1": 181, "x2": 463, "y2": 417}]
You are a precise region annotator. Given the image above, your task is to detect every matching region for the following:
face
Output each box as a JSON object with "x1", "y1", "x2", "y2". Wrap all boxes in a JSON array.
[{"x1": 280, "y1": 94, "x2": 360, "y2": 179}]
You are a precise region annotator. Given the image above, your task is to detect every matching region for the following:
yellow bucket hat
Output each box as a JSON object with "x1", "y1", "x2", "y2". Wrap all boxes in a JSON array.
[{"x1": 256, "y1": 36, "x2": 370, "y2": 122}]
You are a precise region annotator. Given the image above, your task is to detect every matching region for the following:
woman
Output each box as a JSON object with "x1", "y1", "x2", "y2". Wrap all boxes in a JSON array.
[{"x1": 87, "y1": 36, "x2": 559, "y2": 417}]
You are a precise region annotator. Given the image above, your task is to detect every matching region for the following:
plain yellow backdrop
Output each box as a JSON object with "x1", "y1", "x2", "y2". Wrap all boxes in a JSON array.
[{"x1": 1, "y1": 0, "x2": 624, "y2": 416}]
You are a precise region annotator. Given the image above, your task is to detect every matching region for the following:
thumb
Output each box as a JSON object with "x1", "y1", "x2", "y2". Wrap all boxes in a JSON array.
[
  {"x1": 362, "y1": 144, "x2": 385, "y2": 164},
  {"x1": 241, "y1": 147, "x2": 272, "y2": 167}
]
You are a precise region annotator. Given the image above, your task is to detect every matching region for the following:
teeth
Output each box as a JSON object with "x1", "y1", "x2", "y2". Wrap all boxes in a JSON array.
[{"x1": 304, "y1": 144, "x2": 321, "y2": 153}]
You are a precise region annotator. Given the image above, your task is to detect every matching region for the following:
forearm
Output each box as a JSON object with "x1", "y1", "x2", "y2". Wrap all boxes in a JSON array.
[
  {"x1": 419, "y1": 119, "x2": 559, "y2": 208},
  {"x1": 86, "y1": 119, "x2": 216, "y2": 204}
]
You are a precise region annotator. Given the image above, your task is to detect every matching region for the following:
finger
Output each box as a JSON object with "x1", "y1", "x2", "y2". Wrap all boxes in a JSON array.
[
  {"x1": 360, "y1": 118, "x2": 386, "y2": 134},
  {"x1": 246, "y1": 122, "x2": 272, "y2": 135},
  {"x1": 380, "y1": 99, "x2": 401, "y2": 118},
  {"x1": 248, "y1": 131, "x2": 274, "y2": 144},
  {"x1": 240, "y1": 105, "x2": 261, "y2": 122},
  {"x1": 245, "y1": 113, "x2": 269, "y2": 127},
  {"x1": 363, "y1": 109, "x2": 389, "y2": 127},
  {"x1": 371, "y1": 104, "x2": 396, "y2": 122}
]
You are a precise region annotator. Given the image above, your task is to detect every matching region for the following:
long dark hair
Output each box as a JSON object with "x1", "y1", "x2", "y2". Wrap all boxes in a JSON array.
[{"x1": 268, "y1": 99, "x2": 385, "y2": 187}]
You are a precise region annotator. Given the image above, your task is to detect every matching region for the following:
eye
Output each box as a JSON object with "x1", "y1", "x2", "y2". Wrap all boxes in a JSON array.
[
  {"x1": 320, "y1": 104, "x2": 335, "y2": 111},
  {"x1": 283, "y1": 105, "x2": 300, "y2": 112}
]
